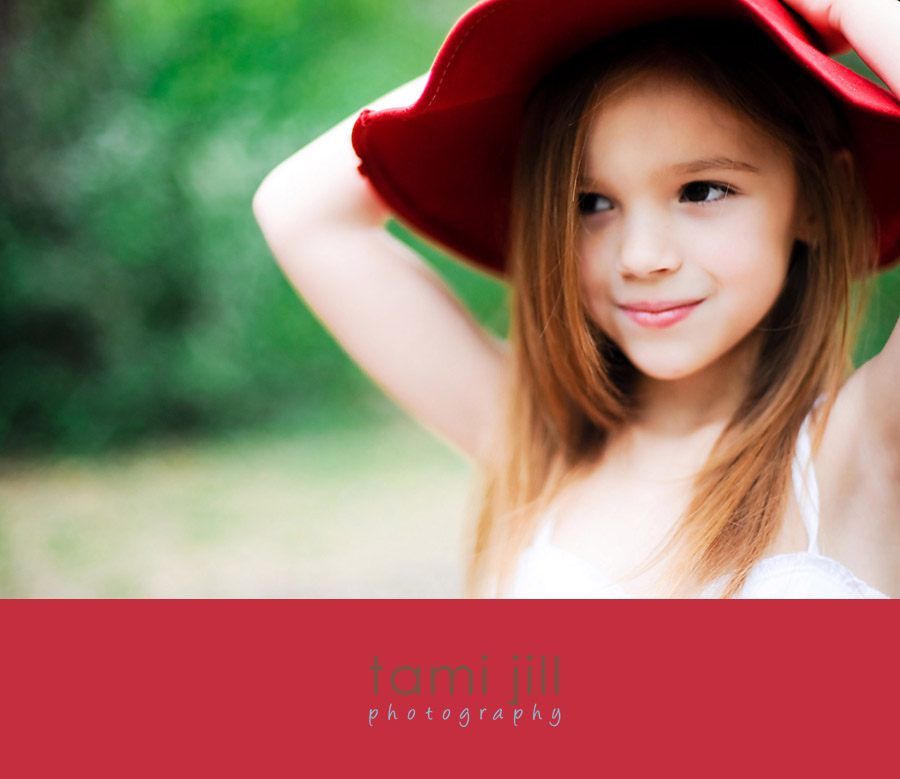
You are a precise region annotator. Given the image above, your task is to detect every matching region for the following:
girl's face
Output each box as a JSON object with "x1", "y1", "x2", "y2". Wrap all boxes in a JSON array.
[{"x1": 577, "y1": 69, "x2": 810, "y2": 381}]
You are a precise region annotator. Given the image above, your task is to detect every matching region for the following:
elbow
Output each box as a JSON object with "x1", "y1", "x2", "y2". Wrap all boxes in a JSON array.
[
  {"x1": 251, "y1": 174, "x2": 292, "y2": 253},
  {"x1": 251, "y1": 178, "x2": 291, "y2": 267},
  {"x1": 251, "y1": 175, "x2": 275, "y2": 232}
]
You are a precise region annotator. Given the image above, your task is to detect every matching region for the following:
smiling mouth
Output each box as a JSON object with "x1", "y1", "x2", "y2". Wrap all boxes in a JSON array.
[
  {"x1": 619, "y1": 300, "x2": 704, "y2": 328},
  {"x1": 620, "y1": 298, "x2": 705, "y2": 312}
]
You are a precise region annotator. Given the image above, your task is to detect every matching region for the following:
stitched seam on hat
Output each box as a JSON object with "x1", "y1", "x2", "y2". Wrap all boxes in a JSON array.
[{"x1": 422, "y1": 3, "x2": 506, "y2": 111}]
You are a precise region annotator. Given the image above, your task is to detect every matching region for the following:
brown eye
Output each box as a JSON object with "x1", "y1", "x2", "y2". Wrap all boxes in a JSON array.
[
  {"x1": 681, "y1": 181, "x2": 734, "y2": 204},
  {"x1": 577, "y1": 193, "x2": 613, "y2": 214}
]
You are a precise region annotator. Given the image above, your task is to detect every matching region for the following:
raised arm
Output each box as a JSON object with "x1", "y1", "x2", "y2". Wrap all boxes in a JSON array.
[
  {"x1": 778, "y1": 0, "x2": 900, "y2": 89},
  {"x1": 832, "y1": 0, "x2": 900, "y2": 455},
  {"x1": 783, "y1": 0, "x2": 900, "y2": 462},
  {"x1": 252, "y1": 74, "x2": 508, "y2": 465}
]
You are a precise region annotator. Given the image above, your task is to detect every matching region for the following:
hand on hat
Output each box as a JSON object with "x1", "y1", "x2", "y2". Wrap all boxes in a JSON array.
[{"x1": 778, "y1": 0, "x2": 852, "y2": 54}]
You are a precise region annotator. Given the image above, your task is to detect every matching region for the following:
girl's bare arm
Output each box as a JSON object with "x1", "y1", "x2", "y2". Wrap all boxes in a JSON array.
[
  {"x1": 785, "y1": 0, "x2": 900, "y2": 524},
  {"x1": 831, "y1": 0, "x2": 900, "y2": 462},
  {"x1": 786, "y1": 0, "x2": 900, "y2": 446},
  {"x1": 252, "y1": 74, "x2": 507, "y2": 465}
]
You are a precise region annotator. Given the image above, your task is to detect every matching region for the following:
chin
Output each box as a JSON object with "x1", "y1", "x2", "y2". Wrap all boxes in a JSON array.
[
  {"x1": 619, "y1": 345, "x2": 712, "y2": 382},
  {"x1": 634, "y1": 363, "x2": 702, "y2": 381}
]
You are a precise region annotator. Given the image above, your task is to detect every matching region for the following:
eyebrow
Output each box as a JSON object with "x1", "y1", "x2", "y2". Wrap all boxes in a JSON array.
[
  {"x1": 578, "y1": 156, "x2": 762, "y2": 187},
  {"x1": 671, "y1": 156, "x2": 762, "y2": 175}
]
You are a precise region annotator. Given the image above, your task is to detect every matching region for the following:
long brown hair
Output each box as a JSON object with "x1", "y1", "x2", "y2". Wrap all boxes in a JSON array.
[{"x1": 465, "y1": 18, "x2": 878, "y2": 598}]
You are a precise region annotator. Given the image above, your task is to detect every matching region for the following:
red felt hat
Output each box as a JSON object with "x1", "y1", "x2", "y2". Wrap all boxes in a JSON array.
[{"x1": 351, "y1": 0, "x2": 900, "y2": 276}]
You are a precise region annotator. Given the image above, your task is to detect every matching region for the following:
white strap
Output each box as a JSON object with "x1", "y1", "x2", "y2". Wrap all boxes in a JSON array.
[{"x1": 792, "y1": 412, "x2": 821, "y2": 554}]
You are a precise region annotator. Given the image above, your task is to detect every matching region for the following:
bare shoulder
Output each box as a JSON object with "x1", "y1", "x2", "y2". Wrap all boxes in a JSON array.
[{"x1": 812, "y1": 366, "x2": 900, "y2": 596}]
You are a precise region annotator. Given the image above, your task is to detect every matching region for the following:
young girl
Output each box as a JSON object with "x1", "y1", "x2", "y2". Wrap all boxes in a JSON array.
[{"x1": 253, "y1": 0, "x2": 900, "y2": 598}]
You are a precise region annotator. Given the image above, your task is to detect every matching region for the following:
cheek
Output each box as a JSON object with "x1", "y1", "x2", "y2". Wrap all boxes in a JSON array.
[
  {"x1": 695, "y1": 209, "x2": 791, "y2": 308},
  {"x1": 577, "y1": 231, "x2": 613, "y2": 288},
  {"x1": 577, "y1": 243, "x2": 615, "y2": 325}
]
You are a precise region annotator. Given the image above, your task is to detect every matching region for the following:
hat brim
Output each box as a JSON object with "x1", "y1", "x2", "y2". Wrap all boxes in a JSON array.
[{"x1": 352, "y1": 0, "x2": 900, "y2": 275}]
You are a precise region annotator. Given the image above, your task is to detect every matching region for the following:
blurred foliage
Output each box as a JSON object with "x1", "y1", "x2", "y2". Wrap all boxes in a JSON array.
[
  {"x1": 0, "y1": 0, "x2": 497, "y2": 455},
  {"x1": 0, "y1": 0, "x2": 895, "y2": 456}
]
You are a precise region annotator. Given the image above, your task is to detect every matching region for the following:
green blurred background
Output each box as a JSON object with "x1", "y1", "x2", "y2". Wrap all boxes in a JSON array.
[{"x1": 0, "y1": 0, "x2": 897, "y2": 597}]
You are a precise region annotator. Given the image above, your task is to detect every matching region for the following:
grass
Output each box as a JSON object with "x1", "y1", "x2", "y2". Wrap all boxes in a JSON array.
[{"x1": 0, "y1": 410, "x2": 474, "y2": 598}]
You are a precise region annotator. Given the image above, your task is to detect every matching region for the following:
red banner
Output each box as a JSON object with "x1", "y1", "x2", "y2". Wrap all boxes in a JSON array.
[{"x1": 1, "y1": 601, "x2": 897, "y2": 777}]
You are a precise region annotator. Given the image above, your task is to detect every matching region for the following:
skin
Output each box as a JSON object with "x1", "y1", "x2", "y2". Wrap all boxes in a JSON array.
[
  {"x1": 256, "y1": 0, "x2": 900, "y2": 593},
  {"x1": 576, "y1": 69, "x2": 813, "y2": 433}
]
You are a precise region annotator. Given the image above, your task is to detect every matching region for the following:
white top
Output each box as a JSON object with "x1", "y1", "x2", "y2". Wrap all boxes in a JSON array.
[{"x1": 508, "y1": 411, "x2": 890, "y2": 599}]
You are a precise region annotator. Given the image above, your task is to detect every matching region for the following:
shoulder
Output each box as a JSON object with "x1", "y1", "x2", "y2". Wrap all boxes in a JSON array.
[{"x1": 812, "y1": 367, "x2": 900, "y2": 596}]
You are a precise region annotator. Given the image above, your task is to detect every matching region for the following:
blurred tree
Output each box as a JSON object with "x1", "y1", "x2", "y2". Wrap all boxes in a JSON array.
[{"x1": 0, "y1": 0, "x2": 497, "y2": 455}]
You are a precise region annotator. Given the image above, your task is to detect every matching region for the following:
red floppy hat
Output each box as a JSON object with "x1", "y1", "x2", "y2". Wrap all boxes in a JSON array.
[{"x1": 351, "y1": 0, "x2": 900, "y2": 276}]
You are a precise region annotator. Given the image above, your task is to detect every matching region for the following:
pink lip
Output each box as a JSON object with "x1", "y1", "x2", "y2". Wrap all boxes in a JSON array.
[
  {"x1": 619, "y1": 299, "x2": 704, "y2": 328},
  {"x1": 620, "y1": 298, "x2": 704, "y2": 313}
]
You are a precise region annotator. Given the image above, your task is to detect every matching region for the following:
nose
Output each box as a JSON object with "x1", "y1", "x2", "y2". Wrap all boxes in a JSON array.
[{"x1": 616, "y1": 207, "x2": 682, "y2": 279}]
